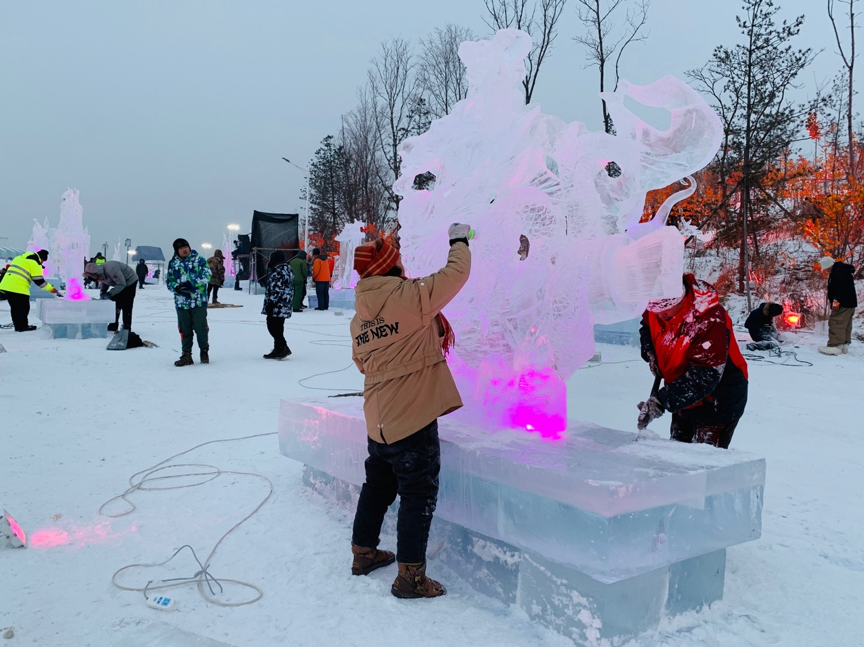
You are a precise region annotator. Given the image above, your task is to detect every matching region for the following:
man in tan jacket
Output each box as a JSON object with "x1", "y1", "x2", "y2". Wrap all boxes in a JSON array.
[{"x1": 349, "y1": 223, "x2": 472, "y2": 599}]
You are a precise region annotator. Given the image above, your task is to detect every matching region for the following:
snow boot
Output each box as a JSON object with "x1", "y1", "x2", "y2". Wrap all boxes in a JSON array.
[
  {"x1": 200, "y1": 350, "x2": 210, "y2": 364},
  {"x1": 351, "y1": 544, "x2": 395, "y2": 576},
  {"x1": 264, "y1": 346, "x2": 292, "y2": 360},
  {"x1": 818, "y1": 345, "x2": 843, "y2": 356},
  {"x1": 16, "y1": 325, "x2": 37, "y2": 332},
  {"x1": 841, "y1": 343, "x2": 850, "y2": 354},
  {"x1": 107, "y1": 322, "x2": 118, "y2": 332},
  {"x1": 391, "y1": 562, "x2": 446, "y2": 599},
  {"x1": 174, "y1": 352, "x2": 194, "y2": 367}
]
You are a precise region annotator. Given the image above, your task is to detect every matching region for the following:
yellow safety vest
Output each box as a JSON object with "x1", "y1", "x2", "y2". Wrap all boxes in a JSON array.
[{"x1": 0, "y1": 253, "x2": 53, "y2": 296}]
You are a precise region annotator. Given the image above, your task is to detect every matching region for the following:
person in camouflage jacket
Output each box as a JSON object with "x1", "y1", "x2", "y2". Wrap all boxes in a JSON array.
[
  {"x1": 261, "y1": 250, "x2": 294, "y2": 359},
  {"x1": 167, "y1": 238, "x2": 212, "y2": 366}
]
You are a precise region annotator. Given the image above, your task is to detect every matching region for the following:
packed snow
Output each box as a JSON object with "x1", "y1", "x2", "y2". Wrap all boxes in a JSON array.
[{"x1": 2, "y1": 288, "x2": 863, "y2": 646}]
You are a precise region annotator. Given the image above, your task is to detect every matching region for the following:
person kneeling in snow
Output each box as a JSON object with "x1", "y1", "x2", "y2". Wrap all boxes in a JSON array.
[
  {"x1": 637, "y1": 274, "x2": 749, "y2": 449},
  {"x1": 349, "y1": 224, "x2": 471, "y2": 599},
  {"x1": 745, "y1": 302, "x2": 784, "y2": 343}
]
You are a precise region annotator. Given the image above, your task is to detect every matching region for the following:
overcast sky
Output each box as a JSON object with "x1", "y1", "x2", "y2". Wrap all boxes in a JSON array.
[{"x1": 0, "y1": 0, "x2": 856, "y2": 257}]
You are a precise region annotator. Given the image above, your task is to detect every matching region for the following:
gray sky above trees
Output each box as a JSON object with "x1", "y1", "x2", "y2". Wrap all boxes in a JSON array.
[{"x1": 0, "y1": 0, "x2": 855, "y2": 255}]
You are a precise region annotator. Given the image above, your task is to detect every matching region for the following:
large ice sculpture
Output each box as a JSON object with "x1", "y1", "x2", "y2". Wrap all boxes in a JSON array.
[
  {"x1": 27, "y1": 189, "x2": 91, "y2": 286},
  {"x1": 394, "y1": 30, "x2": 723, "y2": 432},
  {"x1": 280, "y1": 398, "x2": 765, "y2": 644}
]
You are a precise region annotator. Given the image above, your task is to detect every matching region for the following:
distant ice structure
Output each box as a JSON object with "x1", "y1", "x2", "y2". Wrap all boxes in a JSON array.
[
  {"x1": 395, "y1": 30, "x2": 723, "y2": 432},
  {"x1": 333, "y1": 221, "x2": 365, "y2": 289},
  {"x1": 27, "y1": 189, "x2": 90, "y2": 286},
  {"x1": 221, "y1": 234, "x2": 235, "y2": 277},
  {"x1": 111, "y1": 238, "x2": 123, "y2": 262}
]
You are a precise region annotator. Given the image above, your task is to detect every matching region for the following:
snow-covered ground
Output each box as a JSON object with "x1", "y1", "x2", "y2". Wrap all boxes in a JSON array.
[{"x1": 1, "y1": 288, "x2": 862, "y2": 646}]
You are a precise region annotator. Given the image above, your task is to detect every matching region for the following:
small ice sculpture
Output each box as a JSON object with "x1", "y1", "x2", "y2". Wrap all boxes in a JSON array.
[
  {"x1": 334, "y1": 221, "x2": 365, "y2": 289},
  {"x1": 222, "y1": 234, "x2": 235, "y2": 277},
  {"x1": 27, "y1": 189, "x2": 91, "y2": 285},
  {"x1": 66, "y1": 277, "x2": 90, "y2": 301},
  {"x1": 395, "y1": 30, "x2": 723, "y2": 432},
  {"x1": 111, "y1": 238, "x2": 123, "y2": 262}
]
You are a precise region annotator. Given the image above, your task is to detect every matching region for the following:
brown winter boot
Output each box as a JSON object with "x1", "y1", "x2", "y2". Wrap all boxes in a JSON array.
[
  {"x1": 174, "y1": 352, "x2": 194, "y2": 367},
  {"x1": 200, "y1": 350, "x2": 210, "y2": 364},
  {"x1": 391, "y1": 562, "x2": 446, "y2": 599},
  {"x1": 351, "y1": 544, "x2": 395, "y2": 576}
]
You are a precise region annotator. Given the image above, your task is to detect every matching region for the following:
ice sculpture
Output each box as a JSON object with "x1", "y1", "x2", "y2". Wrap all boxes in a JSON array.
[
  {"x1": 111, "y1": 238, "x2": 123, "y2": 262},
  {"x1": 394, "y1": 30, "x2": 723, "y2": 432},
  {"x1": 333, "y1": 221, "x2": 365, "y2": 289},
  {"x1": 221, "y1": 234, "x2": 235, "y2": 277},
  {"x1": 27, "y1": 189, "x2": 90, "y2": 285}
]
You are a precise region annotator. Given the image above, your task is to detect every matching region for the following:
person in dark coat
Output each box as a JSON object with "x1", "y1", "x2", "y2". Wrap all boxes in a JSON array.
[
  {"x1": 818, "y1": 256, "x2": 858, "y2": 355},
  {"x1": 135, "y1": 258, "x2": 148, "y2": 289},
  {"x1": 637, "y1": 274, "x2": 749, "y2": 449},
  {"x1": 744, "y1": 302, "x2": 784, "y2": 342},
  {"x1": 261, "y1": 250, "x2": 295, "y2": 359},
  {"x1": 207, "y1": 249, "x2": 226, "y2": 305}
]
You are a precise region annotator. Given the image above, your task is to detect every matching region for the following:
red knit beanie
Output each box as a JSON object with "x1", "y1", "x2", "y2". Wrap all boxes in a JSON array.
[{"x1": 354, "y1": 240, "x2": 401, "y2": 279}]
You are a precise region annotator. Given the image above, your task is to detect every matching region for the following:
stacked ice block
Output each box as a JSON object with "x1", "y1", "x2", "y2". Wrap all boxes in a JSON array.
[
  {"x1": 37, "y1": 299, "x2": 115, "y2": 339},
  {"x1": 279, "y1": 398, "x2": 765, "y2": 644},
  {"x1": 307, "y1": 287, "x2": 355, "y2": 310}
]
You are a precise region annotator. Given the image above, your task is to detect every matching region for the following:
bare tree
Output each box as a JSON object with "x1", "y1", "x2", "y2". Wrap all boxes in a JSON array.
[
  {"x1": 341, "y1": 90, "x2": 392, "y2": 234},
  {"x1": 367, "y1": 37, "x2": 425, "y2": 212},
  {"x1": 418, "y1": 24, "x2": 475, "y2": 118},
  {"x1": 483, "y1": 0, "x2": 568, "y2": 104},
  {"x1": 828, "y1": 0, "x2": 859, "y2": 174},
  {"x1": 574, "y1": 0, "x2": 649, "y2": 133}
]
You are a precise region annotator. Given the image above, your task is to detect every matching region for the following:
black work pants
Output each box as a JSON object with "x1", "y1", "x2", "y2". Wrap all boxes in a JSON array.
[
  {"x1": 266, "y1": 316, "x2": 287, "y2": 349},
  {"x1": 5, "y1": 292, "x2": 31, "y2": 331},
  {"x1": 112, "y1": 283, "x2": 136, "y2": 330},
  {"x1": 670, "y1": 413, "x2": 739, "y2": 449},
  {"x1": 208, "y1": 284, "x2": 220, "y2": 303},
  {"x1": 352, "y1": 420, "x2": 440, "y2": 564},
  {"x1": 315, "y1": 281, "x2": 329, "y2": 310}
]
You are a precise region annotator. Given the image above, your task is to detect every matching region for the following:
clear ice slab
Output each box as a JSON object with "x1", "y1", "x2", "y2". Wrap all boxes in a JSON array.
[
  {"x1": 280, "y1": 398, "x2": 764, "y2": 643},
  {"x1": 37, "y1": 299, "x2": 115, "y2": 339}
]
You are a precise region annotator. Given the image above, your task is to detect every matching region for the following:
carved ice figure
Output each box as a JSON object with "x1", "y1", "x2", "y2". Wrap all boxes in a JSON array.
[
  {"x1": 334, "y1": 221, "x2": 365, "y2": 289},
  {"x1": 395, "y1": 30, "x2": 722, "y2": 433},
  {"x1": 112, "y1": 238, "x2": 123, "y2": 262},
  {"x1": 222, "y1": 233, "x2": 235, "y2": 277},
  {"x1": 53, "y1": 189, "x2": 90, "y2": 285}
]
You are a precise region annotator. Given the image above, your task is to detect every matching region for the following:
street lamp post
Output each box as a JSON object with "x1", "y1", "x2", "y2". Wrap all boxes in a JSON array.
[{"x1": 282, "y1": 157, "x2": 309, "y2": 254}]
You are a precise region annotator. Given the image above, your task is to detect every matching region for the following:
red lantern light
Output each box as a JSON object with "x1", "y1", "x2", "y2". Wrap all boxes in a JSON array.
[{"x1": 785, "y1": 313, "x2": 801, "y2": 328}]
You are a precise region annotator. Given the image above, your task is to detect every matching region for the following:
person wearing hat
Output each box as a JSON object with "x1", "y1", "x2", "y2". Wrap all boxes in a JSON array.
[
  {"x1": 637, "y1": 273, "x2": 749, "y2": 449},
  {"x1": 166, "y1": 238, "x2": 212, "y2": 366},
  {"x1": 817, "y1": 256, "x2": 857, "y2": 355},
  {"x1": 349, "y1": 223, "x2": 471, "y2": 600},
  {"x1": 83, "y1": 260, "x2": 139, "y2": 332},
  {"x1": 0, "y1": 249, "x2": 61, "y2": 331},
  {"x1": 744, "y1": 301, "x2": 784, "y2": 343},
  {"x1": 206, "y1": 249, "x2": 226, "y2": 305}
]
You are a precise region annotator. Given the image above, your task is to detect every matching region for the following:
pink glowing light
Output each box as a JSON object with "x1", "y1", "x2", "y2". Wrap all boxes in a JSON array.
[
  {"x1": 66, "y1": 277, "x2": 90, "y2": 301},
  {"x1": 29, "y1": 521, "x2": 136, "y2": 550},
  {"x1": 7, "y1": 514, "x2": 27, "y2": 546}
]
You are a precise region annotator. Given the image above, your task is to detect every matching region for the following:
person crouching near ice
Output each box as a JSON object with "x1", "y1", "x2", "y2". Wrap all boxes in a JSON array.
[
  {"x1": 636, "y1": 273, "x2": 749, "y2": 449},
  {"x1": 349, "y1": 224, "x2": 471, "y2": 599}
]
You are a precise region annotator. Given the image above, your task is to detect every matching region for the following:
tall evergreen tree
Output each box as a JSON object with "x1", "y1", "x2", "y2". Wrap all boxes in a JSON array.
[{"x1": 307, "y1": 135, "x2": 351, "y2": 250}]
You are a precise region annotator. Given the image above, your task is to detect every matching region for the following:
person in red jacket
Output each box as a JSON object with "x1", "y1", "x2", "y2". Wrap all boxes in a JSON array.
[{"x1": 637, "y1": 274, "x2": 748, "y2": 449}]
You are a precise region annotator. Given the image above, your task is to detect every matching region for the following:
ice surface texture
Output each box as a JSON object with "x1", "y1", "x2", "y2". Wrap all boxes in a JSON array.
[
  {"x1": 334, "y1": 221, "x2": 364, "y2": 290},
  {"x1": 38, "y1": 300, "x2": 115, "y2": 325},
  {"x1": 394, "y1": 30, "x2": 722, "y2": 428},
  {"x1": 279, "y1": 398, "x2": 764, "y2": 583}
]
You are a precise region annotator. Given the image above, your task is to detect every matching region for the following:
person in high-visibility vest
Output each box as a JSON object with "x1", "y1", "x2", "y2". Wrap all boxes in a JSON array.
[{"x1": 0, "y1": 250, "x2": 62, "y2": 331}]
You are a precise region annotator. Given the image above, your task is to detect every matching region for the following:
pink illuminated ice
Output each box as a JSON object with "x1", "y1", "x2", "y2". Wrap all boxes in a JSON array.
[
  {"x1": 395, "y1": 29, "x2": 722, "y2": 429},
  {"x1": 66, "y1": 277, "x2": 90, "y2": 301}
]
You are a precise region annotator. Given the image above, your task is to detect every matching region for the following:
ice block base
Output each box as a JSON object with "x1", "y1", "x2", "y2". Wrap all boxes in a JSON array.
[
  {"x1": 37, "y1": 300, "x2": 114, "y2": 339},
  {"x1": 308, "y1": 287, "x2": 355, "y2": 310},
  {"x1": 281, "y1": 398, "x2": 764, "y2": 644}
]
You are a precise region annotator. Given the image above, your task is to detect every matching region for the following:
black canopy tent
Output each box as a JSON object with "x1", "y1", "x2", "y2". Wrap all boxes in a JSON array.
[
  {"x1": 133, "y1": 246, "x2": 167, "y2": 284},
  {"x1": 250, "y1": 211, "x2": 300, "y2": 287}
]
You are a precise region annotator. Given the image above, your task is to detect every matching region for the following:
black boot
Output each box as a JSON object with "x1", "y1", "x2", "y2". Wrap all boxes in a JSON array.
[
  {"x1": 174, "y1": 352, "x2": 194, "y2": 367},
  {"x1": 200, "y1": 350, "x2": 210, "y2": 364}
]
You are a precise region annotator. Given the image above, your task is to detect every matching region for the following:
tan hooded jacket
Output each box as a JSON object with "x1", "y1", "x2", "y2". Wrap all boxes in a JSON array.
[{"x1": 350, "y1": 241, "x2": 471, "y2": 444}]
